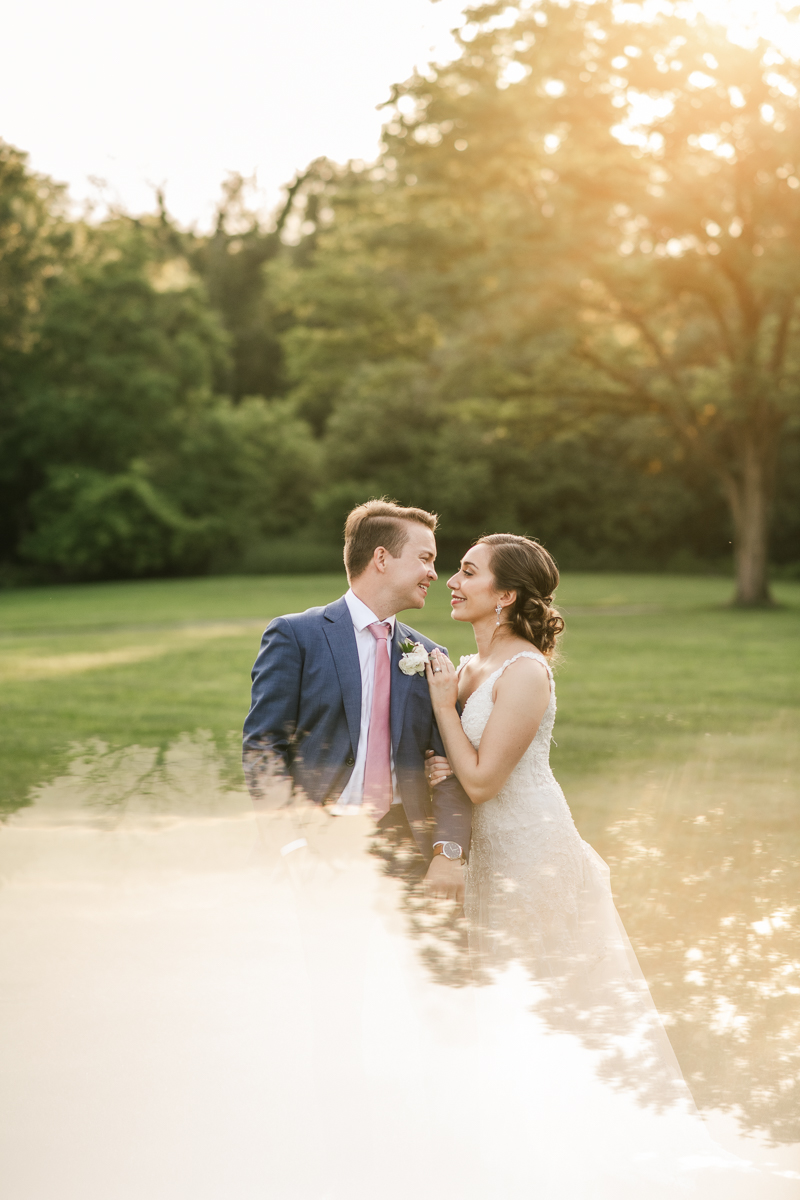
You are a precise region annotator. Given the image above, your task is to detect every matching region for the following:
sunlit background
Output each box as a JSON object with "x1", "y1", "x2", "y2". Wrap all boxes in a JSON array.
[
  {"x1": 3, "y1": 0, "x2": 800, "y2": 226},
  {"x1": 3, "y1": 0, "x2": 467, "y2": 226},
  {"x1": 2, "y1": 0, "x2": 800, "y2": 1195}
]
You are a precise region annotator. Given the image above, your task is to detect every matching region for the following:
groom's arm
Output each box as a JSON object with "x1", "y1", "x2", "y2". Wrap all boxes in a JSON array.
[
  {"x1": 425, "y1": 755, "x2": 471, "y2": 903},
  {"x1": 423, "y1": 649, "x2": 472, "y2": 904},
  {"x1": 429, "y1": 718, "x2": 473, "y2": 853},
  {"x1": 243, "y1": 617, "x2": 302, "y2": 804},
  {"x1": 425, "y1": 730, "x2": 470, "y2": 903}
]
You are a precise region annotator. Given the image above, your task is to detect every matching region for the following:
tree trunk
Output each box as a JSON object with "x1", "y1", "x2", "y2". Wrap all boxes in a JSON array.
[{"x1": 724, "y1": 439, "x2": 774, "y2": 607}]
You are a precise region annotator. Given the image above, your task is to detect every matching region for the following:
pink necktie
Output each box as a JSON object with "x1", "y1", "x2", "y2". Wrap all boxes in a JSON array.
[{"x1": 363, "y1": 622, "x2": 392, "y2": 820}]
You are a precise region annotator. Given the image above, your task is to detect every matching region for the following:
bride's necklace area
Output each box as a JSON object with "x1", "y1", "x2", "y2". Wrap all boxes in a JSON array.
[{"x1": 459, "y1": 634, "x2": 525, "y2": 706}]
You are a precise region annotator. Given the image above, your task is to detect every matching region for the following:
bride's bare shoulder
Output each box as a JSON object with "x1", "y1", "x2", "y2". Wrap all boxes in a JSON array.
[{"x1": 493, "y1": 647, "x2": 550, "y2": 696}]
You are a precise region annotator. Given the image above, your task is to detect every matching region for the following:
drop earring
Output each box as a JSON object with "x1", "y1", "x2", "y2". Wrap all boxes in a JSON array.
[{"x1": 495, "y1": 603, "x2": 502, "y2": 626}]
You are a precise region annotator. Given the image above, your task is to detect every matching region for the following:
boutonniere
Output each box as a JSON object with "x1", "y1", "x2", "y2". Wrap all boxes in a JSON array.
[{"x1": 398, "y1": 639, "x2": 430, "y2": 676}]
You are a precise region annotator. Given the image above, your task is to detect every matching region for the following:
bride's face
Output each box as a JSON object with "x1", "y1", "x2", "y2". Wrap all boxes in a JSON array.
[{"x1": 447, "y1": 544, "x2": 506, "y2": 623}]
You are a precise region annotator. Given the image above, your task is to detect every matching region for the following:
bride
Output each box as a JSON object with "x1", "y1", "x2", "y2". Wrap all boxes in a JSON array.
[
  {"x1": 425, "y1": 534, "x2": 630, "y2": 983},
  {"x1": 423, "y1": 533, "x2": 765, "y2": 1193},
  {"x1": 423, "y1": 536, "x2": 655, "y2": 997}
]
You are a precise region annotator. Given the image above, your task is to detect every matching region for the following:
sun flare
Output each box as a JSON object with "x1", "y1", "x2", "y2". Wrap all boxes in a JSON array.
[{"x1": 678, "y1": 0, "x2": 800, "y2": 54}]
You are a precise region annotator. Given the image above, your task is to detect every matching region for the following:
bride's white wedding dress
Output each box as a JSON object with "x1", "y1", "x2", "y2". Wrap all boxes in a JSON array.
[{"x1": 459, "y1": 650, "x2": 765, "y2": 1196}]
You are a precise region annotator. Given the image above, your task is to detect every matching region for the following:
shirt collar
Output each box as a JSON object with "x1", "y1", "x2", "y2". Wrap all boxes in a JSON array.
[{"x1": 344, "y1": 588, "x2": 396, "y2": 635}]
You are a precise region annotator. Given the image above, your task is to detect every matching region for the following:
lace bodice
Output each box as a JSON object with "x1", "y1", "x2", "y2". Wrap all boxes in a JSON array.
[{"x1": 460, "y1": 650, "x2": 557, "y2": 786}]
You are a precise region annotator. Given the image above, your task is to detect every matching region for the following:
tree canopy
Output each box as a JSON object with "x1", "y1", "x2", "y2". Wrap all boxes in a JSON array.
[
  {"x1": 273, "y1": 0, "x2": 800, "y2": 602},
  {"x1": 0, "y1": 164, "x2": 319, "y2": 581}
]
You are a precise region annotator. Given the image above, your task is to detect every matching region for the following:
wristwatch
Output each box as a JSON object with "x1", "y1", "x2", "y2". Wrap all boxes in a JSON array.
[{"x1": 433, "y1": 841, "x2": 463, "y2": 861}]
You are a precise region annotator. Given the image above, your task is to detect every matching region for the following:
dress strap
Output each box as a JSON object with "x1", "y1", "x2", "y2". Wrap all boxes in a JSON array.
[{"x1": 496, "y1": 650, "x2": 553, "y2": 682}]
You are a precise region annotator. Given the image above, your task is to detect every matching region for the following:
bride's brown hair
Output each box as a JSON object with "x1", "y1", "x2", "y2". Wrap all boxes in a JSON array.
[{"x1": 477, "y1": 533, "x2": 565, "y2": 658}]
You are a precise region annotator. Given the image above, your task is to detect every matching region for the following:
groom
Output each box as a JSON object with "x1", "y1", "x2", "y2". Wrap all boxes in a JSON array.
[{"x1": 243, "y1": 499, "x2": 471, "y2": 901}]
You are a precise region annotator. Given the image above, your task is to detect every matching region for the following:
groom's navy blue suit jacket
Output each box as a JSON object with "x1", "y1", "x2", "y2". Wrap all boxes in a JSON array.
[{"x1": 243, "y1": 596, "x2": 472, "y2": 861}]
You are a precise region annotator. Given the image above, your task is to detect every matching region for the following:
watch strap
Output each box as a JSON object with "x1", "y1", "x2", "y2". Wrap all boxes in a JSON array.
[{"x1": 432, "y1": 841, "x2": 463, "y2": 861}]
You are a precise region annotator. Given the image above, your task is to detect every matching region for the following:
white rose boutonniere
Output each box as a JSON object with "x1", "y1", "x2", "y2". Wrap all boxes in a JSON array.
[{"x1": 398, "y1": 639, "x2": 430, "y2": 676}]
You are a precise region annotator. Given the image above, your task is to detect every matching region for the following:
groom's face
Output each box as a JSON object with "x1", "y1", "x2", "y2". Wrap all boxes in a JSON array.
[{"x1": 386, "y1": 523, "x2": 438, "y2": 611}]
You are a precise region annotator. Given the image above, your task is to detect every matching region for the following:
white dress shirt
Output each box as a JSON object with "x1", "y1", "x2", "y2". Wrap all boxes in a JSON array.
[{"x1": 329, "y1": 589, "x2": 401, "y2": 814}]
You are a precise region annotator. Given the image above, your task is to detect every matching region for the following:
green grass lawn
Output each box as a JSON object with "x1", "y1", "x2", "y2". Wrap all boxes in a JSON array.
[{"x1": 2, "y1": 570, "x2": 799, "y2": 1138}]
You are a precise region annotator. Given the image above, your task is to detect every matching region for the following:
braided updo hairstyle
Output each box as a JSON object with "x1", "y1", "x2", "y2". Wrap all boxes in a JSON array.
[{"x1": 478, "y1": 533, "x2": 565, "y2": 658}]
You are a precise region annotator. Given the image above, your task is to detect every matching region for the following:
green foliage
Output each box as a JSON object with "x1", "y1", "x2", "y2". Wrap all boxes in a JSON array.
[
  {"x1": 152, "y1": 394, "x2": 321, "y2": 569},
  {"x1": 189, "y1": 174, "x2": 288, "y2": 400},
  {"x1": 312, "y1": 358, "x2": 727, "y2": 565},
  {"x1": 272, "y1": 2, "x2": 800, "y2": 596},
  {"x1": 20, "y1": 466, "x2": 206, "y2": 578},
  {"x1": 16, "y1": 221, "x2": 228, "y2": 472},
  {"x1": 0, "y1": 143, "x2": 72, "y2": 568},
  {"x1": 0, "y1": 142, "x2": 69, "y2": 364},
  {"x1": 0, "y1": 153, "x2": 319, "y2": 581}
]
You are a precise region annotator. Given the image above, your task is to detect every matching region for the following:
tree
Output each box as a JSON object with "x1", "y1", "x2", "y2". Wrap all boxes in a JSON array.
[
  {"x1": 375, "y1": 1, "x2": 800, "y2": 604},
  {"x1": 189, "y1": 167, "x2": 326, "y2": 403},
  {"x1": 3, "y1": 204, "x2": 319, "y2": 581},
  {"x1": 270, "y1": 131, "x2": 735, "y2": 567},
  {"x1": 190, "y1": 175, "x2": 285, "y2": 401},
  {"x1": 0, "y1": 141, "x2": 71, "y2": 568},
  {"x1": 558, "y1": 7, "x2": 800, "y2": 605},
  {"x1": 0, "y1": 141, "x2": 69, "y2": 365}
]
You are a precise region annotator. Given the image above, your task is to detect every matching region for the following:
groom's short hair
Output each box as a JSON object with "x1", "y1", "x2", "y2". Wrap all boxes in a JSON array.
[{"x1": 344, "y1": 499, "x2": 438, "y2": 578}]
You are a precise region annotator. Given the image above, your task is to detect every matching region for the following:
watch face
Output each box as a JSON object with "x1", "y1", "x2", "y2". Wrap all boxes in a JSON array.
[{"x1": 443, "y1": 841, "x2": 461, "y2": 860}]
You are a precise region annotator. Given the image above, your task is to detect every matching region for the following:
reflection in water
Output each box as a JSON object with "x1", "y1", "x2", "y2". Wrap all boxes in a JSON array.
[
  {"x1": 600, "y1": 752, "x2": 800, "y2": 1145},
  {"x1": 0, "y1": 736, "x2": 798, "y2": 1199},
  {"x1": 372, "y1": 808, "x2": 691, "y2": 1105}
]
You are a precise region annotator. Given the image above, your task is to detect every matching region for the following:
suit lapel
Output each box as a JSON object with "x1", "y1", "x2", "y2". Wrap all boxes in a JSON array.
[
  {"x1": 322, "y1": 597, "x2": 362, "y2": 754},
  {"x1": 390, "y1": 621, "x2": 417, "y2": 755}
]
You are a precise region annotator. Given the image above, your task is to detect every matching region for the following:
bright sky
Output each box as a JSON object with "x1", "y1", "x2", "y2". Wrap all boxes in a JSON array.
[
  {"x1": 3, "y1": 1, "x2": 797, "y2": 229},
  {"x1": 2, "y1": 0, "x2": 467, "y2": 229},
  {"x1": 651, "y1": 0, "x2": 800, "y2": 54}
]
